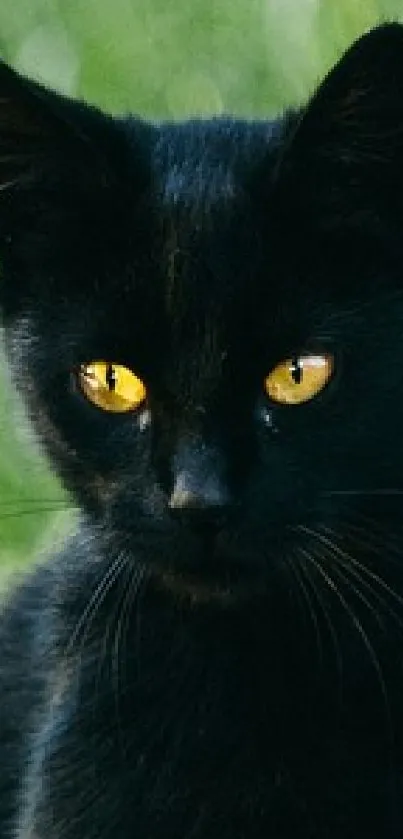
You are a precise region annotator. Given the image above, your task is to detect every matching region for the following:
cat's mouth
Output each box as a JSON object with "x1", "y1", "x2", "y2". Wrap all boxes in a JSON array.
[
  {"x1": 151, "y1": 526, "x2": 270, "y2": 603},
  {"x1": 118, "y1": 511, "x2": 277, "y2": 602}
]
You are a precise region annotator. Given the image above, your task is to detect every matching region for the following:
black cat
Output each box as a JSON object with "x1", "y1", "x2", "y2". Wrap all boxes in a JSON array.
[{"x1": 2, "y1": 21, "x2": 403, "y2": 839}]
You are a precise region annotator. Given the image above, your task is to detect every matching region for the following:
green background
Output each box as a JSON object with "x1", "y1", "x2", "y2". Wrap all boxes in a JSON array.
[{"x1": 0, "y1": 0, "x2": 401, "y2": 580}]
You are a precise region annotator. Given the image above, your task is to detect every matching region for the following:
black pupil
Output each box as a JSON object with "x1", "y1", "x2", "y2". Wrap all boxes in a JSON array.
[
  {"x1": 106, "y1": 364, "x2": 116, "y2": 392},
  {"x1": 290, "y1": 357, "x2": 303, "y2": 384}
]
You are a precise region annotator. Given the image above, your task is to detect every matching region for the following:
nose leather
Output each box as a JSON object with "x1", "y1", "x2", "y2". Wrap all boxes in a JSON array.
[
  {"x1": 167, "y1": 437, "x2": 232, "y2": 516},
  {"x1": 168, "y1": 469, "x2": 230, "y2": 511}
]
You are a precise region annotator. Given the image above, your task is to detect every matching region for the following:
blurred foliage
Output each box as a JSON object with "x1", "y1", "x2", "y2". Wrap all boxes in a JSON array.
[{"x1": 0, "y1": 0, "x2": 402, "y2": 574}]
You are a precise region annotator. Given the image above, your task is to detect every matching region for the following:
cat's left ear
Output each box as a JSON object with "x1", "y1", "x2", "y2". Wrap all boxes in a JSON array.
[{"x1": 277, "y1": 23, "x2": 403, "y2": 221}]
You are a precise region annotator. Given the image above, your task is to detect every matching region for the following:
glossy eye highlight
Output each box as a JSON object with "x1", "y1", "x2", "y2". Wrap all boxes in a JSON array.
[
  {"x1": 264, "y1": 354, "x2": 333, "y2": 405},
  {"x1": 78, "y1": 362, "x2": 146, "y2": 413}
]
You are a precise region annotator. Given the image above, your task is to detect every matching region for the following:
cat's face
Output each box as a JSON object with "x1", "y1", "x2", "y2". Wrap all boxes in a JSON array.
[{"x1": 2, "y1": 24, "x2": 403, "y2": 602}]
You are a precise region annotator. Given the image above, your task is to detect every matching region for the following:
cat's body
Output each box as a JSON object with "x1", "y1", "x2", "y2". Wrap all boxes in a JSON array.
[
  {"x1": 3, "y1": 535, "x2": 403, "y2": 839},
  {"x1": 1, "y1": 22, "x2": 403, "y2": 838}
]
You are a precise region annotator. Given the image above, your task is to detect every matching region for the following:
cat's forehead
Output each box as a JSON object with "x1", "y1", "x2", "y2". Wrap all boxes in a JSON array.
[
  {"x1": 91, "y1": 120, "x2": 280, "y2": 358},
  {"x1": 137, "y1": 120, "x2": 282, "y2": 312},
  {"x1": 7, "y1": 114, "x2": 392, "y2": 374},
  {"x1": 153, "y1": 119, "x2": 277, "y2": 210}
]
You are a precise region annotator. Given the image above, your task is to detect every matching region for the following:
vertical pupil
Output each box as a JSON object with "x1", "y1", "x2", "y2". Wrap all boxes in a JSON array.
[
  {"x1": 106, "y1": 363, "x2": 116, "y2": 392},
  {"x1": 290, "y1": 357, "x2": 303, "y2": 384}
]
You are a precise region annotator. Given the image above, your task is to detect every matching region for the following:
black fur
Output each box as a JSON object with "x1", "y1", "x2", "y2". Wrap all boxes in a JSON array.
[{"x1": 2, "y1": 23, "x2": 403, "y2": 838}]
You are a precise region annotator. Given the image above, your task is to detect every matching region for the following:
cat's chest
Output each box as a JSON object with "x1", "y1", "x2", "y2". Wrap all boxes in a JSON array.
[
  {"x1": 29, "y1": 603, "x2": 403, "y2": 839},
  {"x1": 31, "y1": 687, "x2": 403, "y2": 839}
]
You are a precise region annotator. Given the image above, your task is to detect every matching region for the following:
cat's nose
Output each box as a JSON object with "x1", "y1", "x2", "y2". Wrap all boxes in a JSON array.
[
  {"x1": 168, "y1": 471, "x2": 230, "y2": 514},
  {"x1": 167, "y1": 439, "x2": 232, "y2": 526}
]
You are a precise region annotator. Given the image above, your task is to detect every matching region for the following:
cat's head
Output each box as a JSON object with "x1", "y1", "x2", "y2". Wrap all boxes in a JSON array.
[{"x1": 1, "y1": 23, "x2": 403, "y2": 604}]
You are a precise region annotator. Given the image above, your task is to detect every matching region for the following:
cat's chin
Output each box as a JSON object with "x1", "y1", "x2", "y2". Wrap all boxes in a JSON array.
[{"x1": 155, "y1": 566, "x2": 266, "y2": 606}]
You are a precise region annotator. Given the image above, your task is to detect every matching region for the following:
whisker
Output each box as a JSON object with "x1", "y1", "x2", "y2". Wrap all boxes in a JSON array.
[
  {"x1": 284, "y1": 553, "x2": 323, "y2": 663},
  {"x1": 65, "y1": 551, "x2": 128, "y2": 657},
  {"x1": 111, "y1": 564, "x2": 137, "y2": 760},
  {"x1": 330, "y1": 552, "x2": 403, "y2": 633},
  {"x1": 296, "y1": 547, "x2": 344, "y2": 688},
  {"x1": 300, "y1": 541, "x2": 393, "y2": 741},
  {"x1": 112, "y1": 563, "x2": 147, "y2": 760},
  {"x1": 90, "y1": 558, "x2": 137, "y2": 750},
  {"x1": 328, "y1": 557, "x2": 384, "y2": 629},
  {"x1": 0, "y1": 505, "x2": 75, "y2": 521},
  {"x1": 318, "y1": 524, "x2": 403, "y2": 614},
  {"x1": 0, "y1": 497, "x2": 69, "y2": 506},
  {"x1": 336, "y1": 518, "x2": 403, "y2": 569},
  {"x1": 96, "y1": 555, "x2": 132, "y2": 678},
  {"x1": 324, "y1": 489, "x2": 403, "y2": 497},
  {"x1": 117, "y1": 562, "x2": 148, "y2": 686}
]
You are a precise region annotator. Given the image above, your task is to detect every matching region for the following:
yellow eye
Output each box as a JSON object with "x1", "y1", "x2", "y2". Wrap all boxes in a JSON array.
[
  {"x1": 264, "y1": 354, "x2": 333, "y2": 405},
  {"x1": 78, "y1": 362, "x2": 146, "y2": 413}
]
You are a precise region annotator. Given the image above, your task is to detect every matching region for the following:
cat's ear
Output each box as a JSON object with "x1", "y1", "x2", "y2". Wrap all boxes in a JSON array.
[
  {"x1": 277, "y1": 23, "x2": 403, "y2": 222},
  {"x1": 0, "y1": 61, "x2": 105, "y2": 192},
  {"x1": 0, "y1": 60, "x2": 152, "y2": 256},
  {"x1": 0, "y1": 59, "x2": 148, "y2": 209}
]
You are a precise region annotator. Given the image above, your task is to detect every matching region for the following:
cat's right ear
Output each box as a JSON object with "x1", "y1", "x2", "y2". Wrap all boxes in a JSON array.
[
  {"x1": 0, "y1": 60, "x2": 149, "y2": 211},
  {"x1": 0, "y1": 61, "x2": 107, "y2": 194}
]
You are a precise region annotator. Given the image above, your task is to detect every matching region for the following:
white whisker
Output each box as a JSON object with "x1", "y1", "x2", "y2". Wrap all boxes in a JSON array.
[
  {"x1": 297, "y1": 547, "x2": 344, "y2": 687},
  {"x1": 324, "y1": 489, "x2": 403, "y2": 497},
  {"x1": 285, "y1": 553, "x2": 323, "y2": 663},
  {"x1": 66, "y1": 552, "x2": 128, "y2": 657},
  {"x1": 295, "y1": 528, "x2": 393, "y2": 742}
]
